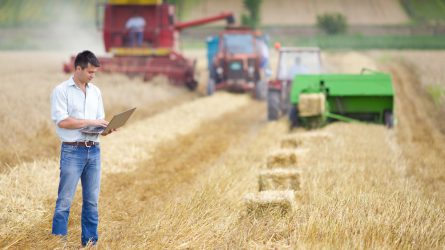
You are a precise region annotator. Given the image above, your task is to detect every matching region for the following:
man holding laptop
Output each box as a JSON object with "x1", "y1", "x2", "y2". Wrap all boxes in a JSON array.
[{"x1": 51, "y1": 50, "x2": 114, "y2": 246}]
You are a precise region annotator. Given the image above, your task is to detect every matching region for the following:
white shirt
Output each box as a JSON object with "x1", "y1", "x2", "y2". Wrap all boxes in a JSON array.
[
  {"x1": 51, "y1": 76, "x2": 105, "y2": 142},
  {"x1": 125, "y1": 16, "x2": 146, "y2": 32}
]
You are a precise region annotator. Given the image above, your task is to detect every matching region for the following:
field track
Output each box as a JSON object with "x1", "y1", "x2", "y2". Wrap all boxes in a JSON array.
[{"x1": 387, "y1": 61, "x2": 445, "y2": 203}]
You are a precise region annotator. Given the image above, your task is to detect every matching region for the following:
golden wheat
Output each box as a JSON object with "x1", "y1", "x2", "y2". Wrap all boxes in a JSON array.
[{"x1": 1, "y1": 51, "x2": 445, "y2": 249}]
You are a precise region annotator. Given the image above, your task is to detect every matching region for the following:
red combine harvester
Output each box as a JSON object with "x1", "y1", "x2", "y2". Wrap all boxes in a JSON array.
[{"x1": 63, "y1": 0, "x2": 234, "y2": 90}]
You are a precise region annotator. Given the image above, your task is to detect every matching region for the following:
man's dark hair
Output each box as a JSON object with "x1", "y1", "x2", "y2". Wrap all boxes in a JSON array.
[{"x1": 74, "y1": 50, "x2": 100, "y2": 69}]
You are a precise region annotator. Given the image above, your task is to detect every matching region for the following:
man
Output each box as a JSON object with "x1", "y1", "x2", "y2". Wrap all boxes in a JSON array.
[
  {"x1": 288, "y1": 56, "x2": 309, "y2": 79},
  {"x1": 125, "y1": 14, "x2": 146, "y2": 47},
  {"x1": 51, "y1": 50, "x2": 113, "y2": 246}
]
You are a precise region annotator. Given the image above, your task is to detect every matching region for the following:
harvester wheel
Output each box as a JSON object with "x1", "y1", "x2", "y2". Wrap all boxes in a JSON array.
[
  {"x1": 207, "y1": 78, "x2": 215, "y2": 95},
  {"x1": 267, "y1": 89, "x2": 281, "y2": 120},
  {"x1": 384, "y1": 110, "x2": 394, "y2": 128},
  {"x1": 255, "y1": 80, "x2": 267, "y2": 100}
]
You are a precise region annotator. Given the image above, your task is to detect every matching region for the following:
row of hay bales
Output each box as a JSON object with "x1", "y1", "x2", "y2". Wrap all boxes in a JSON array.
[{"x1": 244, "y1": 131, "x2": 332, "y2": 215}]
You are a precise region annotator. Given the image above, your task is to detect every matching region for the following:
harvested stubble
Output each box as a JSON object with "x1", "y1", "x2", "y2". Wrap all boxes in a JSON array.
[
  {"x1": 0, "y1": 92, "x2": 250, "y2": 240},
  {"x1": 289, "y1": 131, "x2": 333, "y2": 145},
  {"x1": 258, "y1": 168, "x2": 302, "y2": 191},
  {"x1": 244, "y1": 190, "x2": 297, "y2": 215},
  {"x1": 266, "y1": 149, "x2": 306, "y2": 168},
  {"x1": 298, "y1": 93, "x2": 325, "y2": 117}
]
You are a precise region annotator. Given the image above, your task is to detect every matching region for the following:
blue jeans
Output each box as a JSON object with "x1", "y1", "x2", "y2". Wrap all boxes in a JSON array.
[
  {"x1": 52, "y1": 143, "x2": 101, "y2": 246},
  {"x1": 129, "y1": 30, "x2": 143, "y2": 47}
]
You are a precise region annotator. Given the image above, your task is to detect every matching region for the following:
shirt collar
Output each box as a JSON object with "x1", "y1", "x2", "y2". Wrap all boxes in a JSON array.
[{"x1": 69, "y1": 76, "x2": 89, "y2": 88}]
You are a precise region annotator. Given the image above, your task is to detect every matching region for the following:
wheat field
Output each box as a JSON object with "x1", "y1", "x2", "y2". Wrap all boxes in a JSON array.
[
  {"x1": 0, "y1": 50, "x2": 444, "y2": 249},
  {"x1": 0, "y1": 51, "x2": 199, "y2": 170}
]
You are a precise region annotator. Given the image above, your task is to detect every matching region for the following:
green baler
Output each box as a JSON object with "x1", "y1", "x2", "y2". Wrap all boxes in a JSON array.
[{"x1": 289, "y1": 71, "x2": 395, "y2": 128}]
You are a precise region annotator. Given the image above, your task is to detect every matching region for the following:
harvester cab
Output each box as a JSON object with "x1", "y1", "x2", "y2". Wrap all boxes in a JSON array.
[
  {"x1": 63, "y1": 0, "x2": 235, "y2": 91},
  {"x1": 267, "y1": 47, "x2": 323, "y2": 120},
  {"x1": 289, "y1": 69, "x2": 395, "y2": 129},
  {"x1": 206, "y1": 27, "x2": 269, "y2": 100}
]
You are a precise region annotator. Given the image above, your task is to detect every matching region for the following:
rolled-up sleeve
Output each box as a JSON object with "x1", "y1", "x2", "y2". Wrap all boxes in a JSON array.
[{"x1": 51, "y1": 86, "x2": 69, "y2": 126}]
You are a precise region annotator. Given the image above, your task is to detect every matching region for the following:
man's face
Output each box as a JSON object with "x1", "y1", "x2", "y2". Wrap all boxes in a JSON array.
[{"x1": 75, "y1": 63, "x2": 98, "y2": 84}]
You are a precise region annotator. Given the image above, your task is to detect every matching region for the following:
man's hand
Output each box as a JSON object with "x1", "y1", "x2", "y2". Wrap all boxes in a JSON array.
[{"x1": 89, "y1": 119, "x2": 109, "y2": 128}]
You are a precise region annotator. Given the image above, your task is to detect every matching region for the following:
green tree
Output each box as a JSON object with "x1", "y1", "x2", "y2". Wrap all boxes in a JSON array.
[
  {"x1": 317, "y1": 13, "x2": 348, "y2": 35},
  {"x1": 241, "y1": 0, "x2": 262, "y2": 28}
]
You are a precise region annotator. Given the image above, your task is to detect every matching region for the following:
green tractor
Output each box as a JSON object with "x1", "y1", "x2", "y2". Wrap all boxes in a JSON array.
[{"x1": 289, "y1": 69, "x2": 395, "y2": 128}]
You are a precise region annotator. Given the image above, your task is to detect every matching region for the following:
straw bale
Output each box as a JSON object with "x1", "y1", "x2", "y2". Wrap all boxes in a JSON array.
[
  {"x1": 266, "y1": 149, "x2": 306, "y2": 168},
  {"x1": 280, "y1": 134, "x2": 303, "y2": 148},
  {"x1": 298, "y1": 93, "x2": 325, "y2": 117},
  {"x1": 259, "y1": 168, "x2": 302, "y2": 191},
  {"x1": 244, "y1": 190, "x2": 297, "y2": 215}
]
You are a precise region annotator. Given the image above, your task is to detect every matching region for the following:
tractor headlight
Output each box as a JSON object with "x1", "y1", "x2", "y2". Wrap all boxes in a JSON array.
[{"x1": 217, "y1": 67, "x2": 223, "y2": 75}]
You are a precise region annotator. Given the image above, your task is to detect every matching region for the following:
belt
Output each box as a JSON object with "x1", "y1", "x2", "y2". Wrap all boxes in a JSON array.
[{"x1": 63, "y1": 141, "x2": 99, "y2": 147}]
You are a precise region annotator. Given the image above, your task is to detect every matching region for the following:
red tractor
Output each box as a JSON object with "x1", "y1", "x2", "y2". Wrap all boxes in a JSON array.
[
  {"x1": 206, "y1": 27, "x2": 269, "y2": 99},
  {"x1": 267, "y1": 46, "x2": 323, "y2": 120},
  {"x1": 63, "y1": 0, "x2": 234, "y2": 90}
]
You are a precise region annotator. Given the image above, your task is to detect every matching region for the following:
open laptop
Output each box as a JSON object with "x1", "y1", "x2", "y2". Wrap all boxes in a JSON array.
[{"x1": 80, "y1": 107, "x2": 136, "y2": 135}]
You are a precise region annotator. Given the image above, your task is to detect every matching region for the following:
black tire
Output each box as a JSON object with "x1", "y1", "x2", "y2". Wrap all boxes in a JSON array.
[
  {"x1": 207, "y1": 78, "x2": 215, "y2": 95},
  {"x1": 185, "y1": 80, "x2": 198, "y2": 91},
  {"x1": 268, "y1": 89, "x2": 281, "y2": 120},
  {"x1": 255, "y1": 80, "x2": 267, "y2": 100},
  {"x1": 289, "y1": 105, "x2": 299, "y2": 128},
  {"x1": 384, "y1": 110, "x2": 394, "y2": 128}
]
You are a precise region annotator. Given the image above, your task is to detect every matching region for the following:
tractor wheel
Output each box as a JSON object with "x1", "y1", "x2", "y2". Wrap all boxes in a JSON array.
[
  {"x1": 207, "y1": 78, "x2": 216, "y2": 96},
  {"x1": 289, "y1": 105, "x2": 299, "y2": 128},
  {"x1": 384, "y1": 110, "x2": 394, "y2": 128},
  {"x1": 255, "y1": 80, "x2": 267, "y2": 100},
  {"x1": 185, "y1": 80, "x2": 198, "y2": 91},
  {"x1": 267, "y1": 89, "x2": 281, "y2": 120}
]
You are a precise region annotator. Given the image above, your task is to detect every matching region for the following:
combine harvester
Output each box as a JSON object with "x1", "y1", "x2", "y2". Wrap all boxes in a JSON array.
[{"x1": 63, "y1": 0, "x2": 234, "y2": 90}]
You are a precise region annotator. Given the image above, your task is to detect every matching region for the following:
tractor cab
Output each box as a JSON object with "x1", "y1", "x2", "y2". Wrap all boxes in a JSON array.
[{"x1": 267, "y1": 47, "x2": 323, "y2": 120}]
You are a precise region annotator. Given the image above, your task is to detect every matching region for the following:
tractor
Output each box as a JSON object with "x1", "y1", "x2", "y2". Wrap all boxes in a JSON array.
[
  {"x1": 63, "y1": 0, "x2": 234, "y2": 90},
  {"x1": 267, "y1": 47, "x2": 323, "y2": 120},
  {"x1": 289, "y1": 69, "x2": 395, "y2": 129},
  {"x1": 206, "y1": 27, "x2": 269, "y2": 99}
]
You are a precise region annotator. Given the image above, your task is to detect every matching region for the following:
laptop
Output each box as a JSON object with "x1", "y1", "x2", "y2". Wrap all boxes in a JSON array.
[{"x1": 80, "y1": 107, "x2": 136, "y2": 135}]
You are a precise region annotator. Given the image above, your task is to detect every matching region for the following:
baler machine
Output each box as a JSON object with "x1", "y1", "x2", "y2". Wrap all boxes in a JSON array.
[
  {"x1": 63, "y1": 0, "x2": 235, "y2": 90},
  {"x1": 289, "y1": 70, "x2": 395, "y2": 128}
]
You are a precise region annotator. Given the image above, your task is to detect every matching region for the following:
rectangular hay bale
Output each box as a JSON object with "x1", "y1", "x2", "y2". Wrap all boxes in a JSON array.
[
  {"x1": 244, "y1": 190, "x2": 297, "y2": 215},
  {"x1": 259, "y1": 168, "x2": 302, "y2": 191},
  {"x1": 266, "y1": 149, "x2": 306, "y2": 168},
  {"x1": 298, "y1": 93, "x2": 325, "y2": 117}
]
